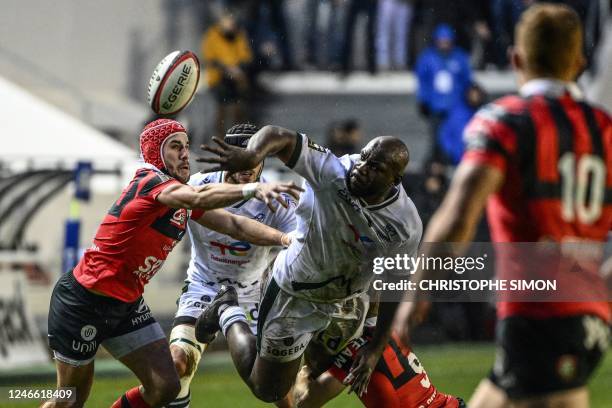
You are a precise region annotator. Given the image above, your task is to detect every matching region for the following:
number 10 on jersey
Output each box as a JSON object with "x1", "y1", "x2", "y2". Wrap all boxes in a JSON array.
[{"x1": 558, "y1": 153, "x2": 606, "y2": 225}]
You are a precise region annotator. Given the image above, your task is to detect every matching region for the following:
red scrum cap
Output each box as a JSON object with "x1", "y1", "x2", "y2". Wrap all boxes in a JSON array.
[{"x1": 139, "y1": 119, "x2": 187, "y2": 171}]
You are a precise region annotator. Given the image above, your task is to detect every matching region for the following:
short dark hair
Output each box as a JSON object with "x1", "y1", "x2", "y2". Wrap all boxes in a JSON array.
[{"x1": 224, "y1": 123, "x2": 261, "y2": 147}]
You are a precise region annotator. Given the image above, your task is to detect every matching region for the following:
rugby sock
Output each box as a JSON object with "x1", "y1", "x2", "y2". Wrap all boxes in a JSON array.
[
  {"x1": 111, "y1": 386, "x2": 151, "y2": 408},
  {"x1": 219, "y1": 305, "x2": 247, "y2": 336},
  {"x1": 167, "y1": 391, "x2": 190, "y2": 408}
]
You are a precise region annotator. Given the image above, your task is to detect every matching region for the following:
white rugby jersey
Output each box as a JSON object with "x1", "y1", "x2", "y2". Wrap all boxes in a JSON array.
[
  {"x1": 273, "y1": 133, "x2": 422, "y2": 302},
  {"x1": 186, "y1": 172, "x2": 297, "y2": 302}
]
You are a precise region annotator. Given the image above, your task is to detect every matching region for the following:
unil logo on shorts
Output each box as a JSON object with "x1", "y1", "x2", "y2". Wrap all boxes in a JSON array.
[{"x1": 81, "y1": 325, "x2": 97, "y2": 341}]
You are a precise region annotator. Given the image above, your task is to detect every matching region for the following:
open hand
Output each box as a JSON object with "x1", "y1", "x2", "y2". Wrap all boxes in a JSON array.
[
  {"x1": 197, "y1": 137, "x2": 261, "y2": 173},
  {"x1": 255, "y1": 181, "x2": 303, "y2": 212},
  {"x1": 342, "y1": 344, "x2": 382, "y2": 397}
]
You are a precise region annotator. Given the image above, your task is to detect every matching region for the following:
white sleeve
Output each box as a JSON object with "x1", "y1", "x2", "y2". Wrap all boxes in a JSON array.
[
  {"x1": 188, "y1": 172, "x2": 215, "y2": 187},
  {"x1": 387, "y1": 220, "x2": 423, "y2": 277},
  {"x1": 286, "y1": 132, "x2": 345, "y2": 189},
  {"x1": 269, "y1": 193, "x2": 297, "y2": 233}
]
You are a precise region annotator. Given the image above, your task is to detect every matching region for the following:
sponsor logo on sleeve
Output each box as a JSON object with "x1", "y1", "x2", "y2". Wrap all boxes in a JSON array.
[
  {"x1": 170, "y1": 209, "x2": 187, "y2": 228},
  {"x1": 307, "y1": 139, "x2": 328, "y2": 153}
]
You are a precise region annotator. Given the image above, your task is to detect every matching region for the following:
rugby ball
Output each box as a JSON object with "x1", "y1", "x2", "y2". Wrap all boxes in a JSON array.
[{"x1": 147, "y1": 50, "x2": 200, "y2": 115}]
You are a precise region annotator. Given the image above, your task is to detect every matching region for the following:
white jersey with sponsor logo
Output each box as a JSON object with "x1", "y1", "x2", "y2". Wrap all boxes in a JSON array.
[
  {"x1": 186, "y1": 172, "x2": 296, "y2": 302},
  {"x1": 273, "y1": 133, "x2": 422, "y2": 302}
]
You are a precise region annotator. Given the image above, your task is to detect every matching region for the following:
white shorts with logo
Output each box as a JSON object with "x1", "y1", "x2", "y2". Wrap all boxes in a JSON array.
[
  {"x1": 257, "y1": 277, "x2": 369, "y2": 363},
  {"x1": 174, "y1": 280, "x2": 259, "y2": 334}
]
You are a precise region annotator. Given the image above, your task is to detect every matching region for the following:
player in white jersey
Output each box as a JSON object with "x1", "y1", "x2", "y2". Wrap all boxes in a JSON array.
[
  {"x1": 167, "y1": 124, "x2": 297, "y2": 408},
  {"x1": 195, "y1": 125, "x2": 422, "y2": 403}
]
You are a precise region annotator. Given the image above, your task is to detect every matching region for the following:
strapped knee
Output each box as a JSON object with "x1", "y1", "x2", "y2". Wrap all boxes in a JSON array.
[{"x1": 169, "y1": 324, "x2": 207, "y2": 400}]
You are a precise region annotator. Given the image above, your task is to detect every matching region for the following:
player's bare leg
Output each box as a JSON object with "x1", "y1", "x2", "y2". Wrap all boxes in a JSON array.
[
  {"x1": 40, "y1": 360, "x2": 94, "y2": 408},
  {"x1": 196, "y1": 286, "x2": 301, "y2": 403},
  {"x1": 169, "y1": 324, "x2": 207, "y2": 408},
  {"x1": 224, "y1": 321, "x2": 302, "y2": 403},
  {"x1": 293, "y1": 365, "x2": 345, "y2": 408},
  {"x1": 170, "y1": 322, "x2": 294, "y2": 408},
  {"x1": 511, "y1": 387, "x2": 588, "y2": 408},
  {"x1": 116, "y1": 338, "x2": 180, "y2": 407},
  {"x1": 469, "y1": 378, "x2": 509, "y2": 408},
  {"x1": 170, "y1": 324, "x2": 293, "y2": 408},
  {"x1": 291, "y1": 345, "x2": 341, "y2": 407}
]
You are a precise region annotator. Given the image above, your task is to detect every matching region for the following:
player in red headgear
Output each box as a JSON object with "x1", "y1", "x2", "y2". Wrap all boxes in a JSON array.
[
  {"x1": 43, "y1": 119, "x2": 303, "y2": 408},
  {"x1": 140, "y1": 118, "x2": 189, "y2": 173}
]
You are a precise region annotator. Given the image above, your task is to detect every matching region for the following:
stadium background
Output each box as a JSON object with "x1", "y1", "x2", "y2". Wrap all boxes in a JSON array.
[{"x1": 0, "y1": 1, "x2": 611, "y2": 406}]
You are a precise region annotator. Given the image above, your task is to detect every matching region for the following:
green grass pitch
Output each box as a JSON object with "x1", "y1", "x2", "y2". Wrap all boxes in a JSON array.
[{"x1": 3, "y1": 343, "x2": 611, "y2": 407}]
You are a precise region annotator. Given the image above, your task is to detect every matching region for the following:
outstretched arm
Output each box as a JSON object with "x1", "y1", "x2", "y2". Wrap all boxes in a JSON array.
[
  {"x1": 194, "y1": 209, "x2": 291, "y2": 247},
  {"x1": 157, "y1": 181, "x2": 302, "y2": 212},
  {"x1": 242, "y1": 125, "x2": 298, "y2": 165},
  {"x1": 198, "y1": 125, "x2": 299, "y2": 172}
]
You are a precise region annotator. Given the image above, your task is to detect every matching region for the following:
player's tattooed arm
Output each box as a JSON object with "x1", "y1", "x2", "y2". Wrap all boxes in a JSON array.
[
  {"x1": 198, "y1": 125, "x2": 298, "y2": 172},
  {"x1": 195, "y1": 209, "x2": 292, "y2": 247}
]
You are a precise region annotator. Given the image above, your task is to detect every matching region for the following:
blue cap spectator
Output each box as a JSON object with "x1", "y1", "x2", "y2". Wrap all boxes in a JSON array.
[
  {"x1": 434, "y1": 24, "x2": 455, "y2": 42},
  {"x1": 416, "y1": 23, "x2": 473, "y2": 166}
]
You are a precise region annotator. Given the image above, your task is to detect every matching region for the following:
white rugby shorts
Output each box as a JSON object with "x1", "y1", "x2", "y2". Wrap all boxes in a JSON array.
[
  {"x1": 257, "y1": 277, "x2": 369, "y2": 362},
  {"x1": 175, "y1": 280, "x2": 259, "y2": 334}
]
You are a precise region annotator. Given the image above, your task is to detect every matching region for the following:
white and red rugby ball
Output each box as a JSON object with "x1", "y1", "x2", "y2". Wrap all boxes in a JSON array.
[{"x1": 147, "y1": 50, "x2": 200, "y2": 115}]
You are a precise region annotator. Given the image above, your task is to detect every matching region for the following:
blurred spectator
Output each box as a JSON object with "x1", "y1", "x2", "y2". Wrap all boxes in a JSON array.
[
  {"x1": 412, "y1": 0, "x2": 490, "y2": 56},
  {"x1": 438, "y1": 83, "x2": 487, "y2": 165},
  {"x1": 402, "y1": 161, "x2": 448, "y2": 228},
  {"x1": 490, "y1": 0, "x2": 533, "y2": 68},
  {"x1": 341, "y1": 0, "x2": 378, "y2": 75},
  {"x1": 490, "y1": 0, "x2": 605, "y2": 70},
  {"x1": 326, "y1": 119, "x2": 363, "y2": 156},
  {"x1": 376, "y1": 0, "x2": 414, "y2": 71},
  {"x1": 202, "y1": 11, "x2": 253, "y2": 138},
  {"x1": 469, "y1": 0, "x2": 496, "y2": 68},
  {"x1": 304, "y1": 0, "x2": 346, "y2": 70},
  {"x1": 415, "y1": 24, "x2": 472, "y2": 165},
  {"x1": 245, "y1": 1, "x2": 295, "y2": 71}
]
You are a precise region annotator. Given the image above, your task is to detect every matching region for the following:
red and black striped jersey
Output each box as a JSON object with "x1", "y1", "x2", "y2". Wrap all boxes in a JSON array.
[
  {"x1": 74, "y1": 168, "x2": 205, "y2": 302},
  {"x1": 329, "y1": 328, "x2": 460, "y2": 408},
  {"x1": 463, "y1": 81, "x2": 611, "y2": 321}
]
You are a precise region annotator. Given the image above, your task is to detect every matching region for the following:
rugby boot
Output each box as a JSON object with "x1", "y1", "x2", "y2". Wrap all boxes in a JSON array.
[{"x1": 194, "y1": 285, "x2": 238, "y2": 343}]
